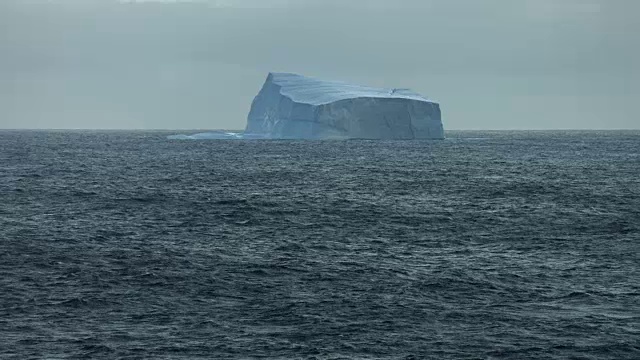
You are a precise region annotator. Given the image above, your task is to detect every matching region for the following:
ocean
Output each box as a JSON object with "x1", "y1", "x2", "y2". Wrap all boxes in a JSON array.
[{"x1": 1, "y1": 130, "x2": 639, "y2": 359}]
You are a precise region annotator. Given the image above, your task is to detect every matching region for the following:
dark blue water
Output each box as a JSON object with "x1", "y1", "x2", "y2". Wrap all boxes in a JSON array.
[{"x1": 1, "y1": 130, "x2": 639, "y2": 359}]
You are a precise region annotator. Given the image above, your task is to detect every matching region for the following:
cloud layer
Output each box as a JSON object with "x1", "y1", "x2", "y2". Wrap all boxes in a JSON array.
[{"x1": 1, "y1": 0, "x2": 638, "y2": 129}]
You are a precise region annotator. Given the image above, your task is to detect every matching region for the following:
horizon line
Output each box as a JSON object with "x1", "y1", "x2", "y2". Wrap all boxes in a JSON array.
[{"x1": 0, "y1": 128, "x2": 639, "y2": 132}]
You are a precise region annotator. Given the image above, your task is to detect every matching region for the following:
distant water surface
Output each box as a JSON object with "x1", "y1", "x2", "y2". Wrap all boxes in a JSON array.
[{"x1": 1, "y1": 130, "x2": 639, "y2": 359}]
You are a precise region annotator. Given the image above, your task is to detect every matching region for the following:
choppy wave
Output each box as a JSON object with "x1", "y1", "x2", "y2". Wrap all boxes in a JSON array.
[{"x1": 1, "y1": 130, "x2": 639, "y2": 359}]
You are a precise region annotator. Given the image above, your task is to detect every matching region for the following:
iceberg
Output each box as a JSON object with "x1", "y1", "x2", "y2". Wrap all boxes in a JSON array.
[
  {"x1": 245, "y1": 73, "x2": 444, "y2": 139},
  {"x1": 167, "y1": 132, "x2": 242, "y2": 140}
]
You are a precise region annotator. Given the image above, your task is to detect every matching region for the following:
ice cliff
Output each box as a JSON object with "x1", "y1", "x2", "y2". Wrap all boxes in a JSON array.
[{"x1": 245, "y1": 73, "x2": 444, "y2": 139}]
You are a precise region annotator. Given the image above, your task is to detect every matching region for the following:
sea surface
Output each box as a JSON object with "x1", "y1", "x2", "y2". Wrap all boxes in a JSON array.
[{"x1": 1, "y1": 130, "x2": 639, "y2": 359}]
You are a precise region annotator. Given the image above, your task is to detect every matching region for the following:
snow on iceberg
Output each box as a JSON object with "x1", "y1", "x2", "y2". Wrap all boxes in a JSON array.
[{"x1": 245, "y1": 72, "x2": 444, "y2": 139}]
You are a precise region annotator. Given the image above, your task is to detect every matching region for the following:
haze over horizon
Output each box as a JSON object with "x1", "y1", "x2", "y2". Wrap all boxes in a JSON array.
[{"x1": 1, "y1": 0, "x2": 638, "y2": 130}]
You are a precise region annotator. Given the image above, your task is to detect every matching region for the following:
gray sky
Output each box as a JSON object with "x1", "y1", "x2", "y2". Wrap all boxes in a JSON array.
[{"x1": 0, "y1": 0, "x2": 638, "y2": 130}]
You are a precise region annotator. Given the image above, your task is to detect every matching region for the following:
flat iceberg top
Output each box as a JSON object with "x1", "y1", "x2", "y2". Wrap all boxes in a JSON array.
[{"x1": 269, "y1": 72, "x2": 434, "y2": 106}]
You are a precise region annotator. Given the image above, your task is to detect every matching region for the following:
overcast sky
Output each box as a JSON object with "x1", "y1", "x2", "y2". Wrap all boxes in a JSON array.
[{"x1": 0, "y1": 0, "x2": 637, "y2": 130}]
